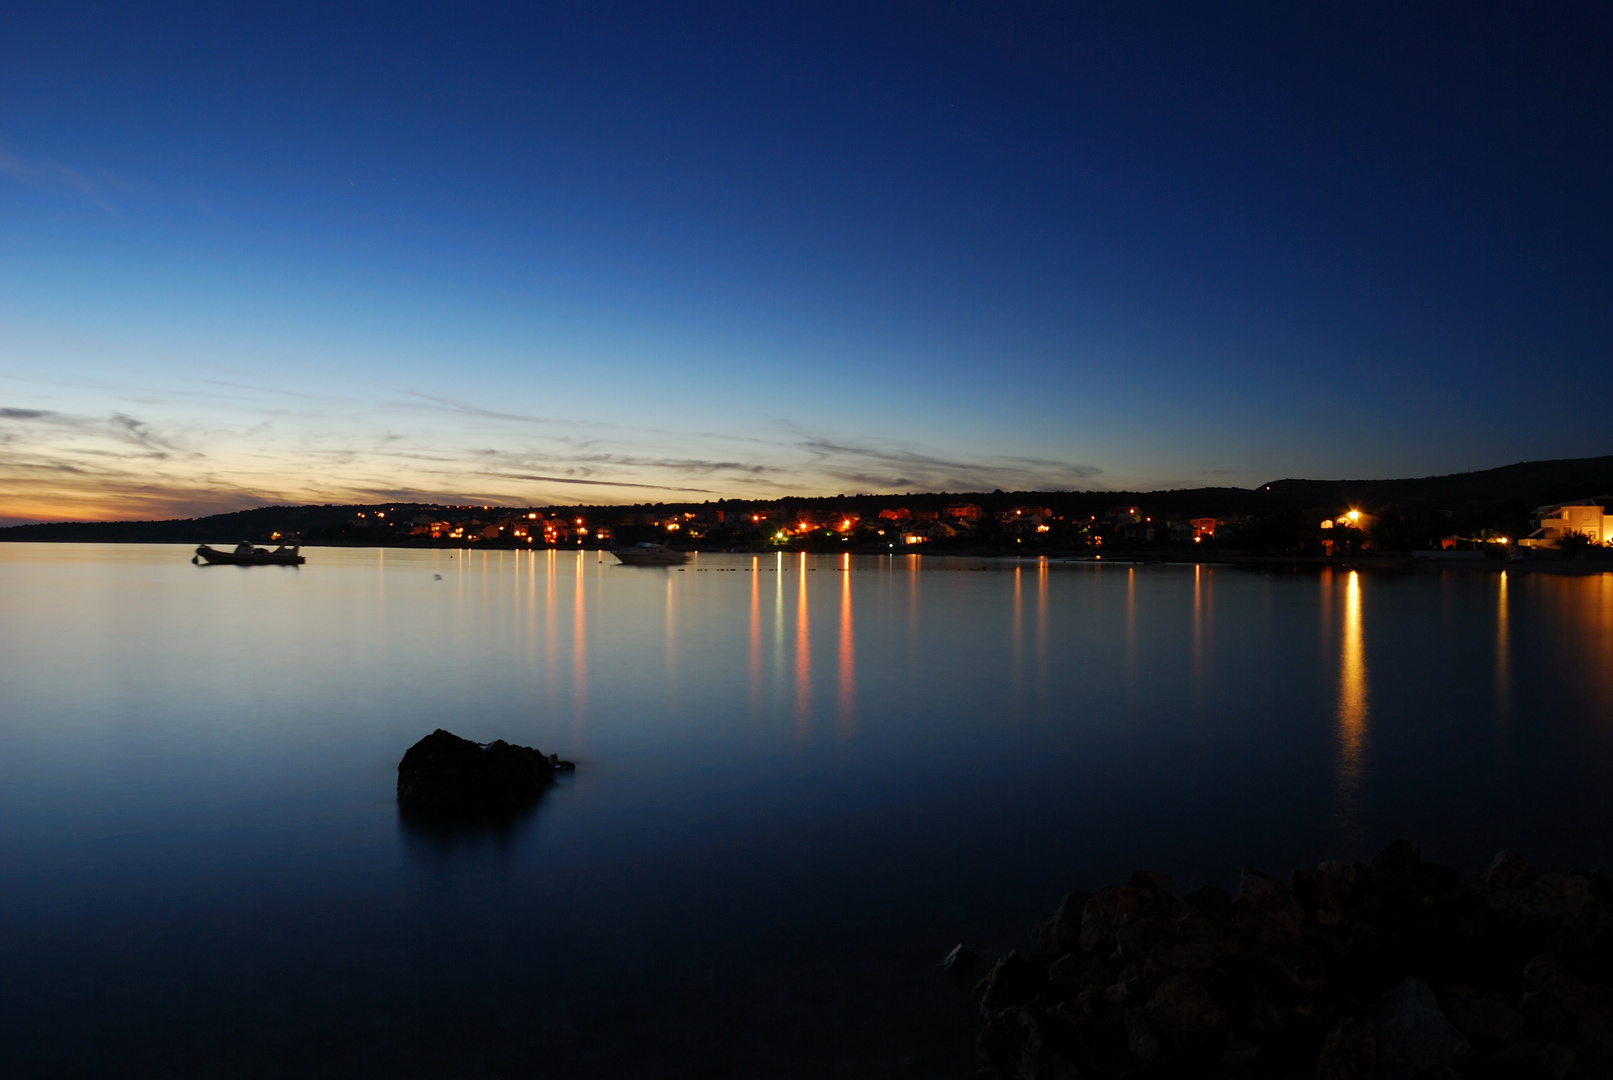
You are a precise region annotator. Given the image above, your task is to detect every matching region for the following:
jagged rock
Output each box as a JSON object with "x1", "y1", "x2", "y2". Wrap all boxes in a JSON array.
[
  {"x1": 1483, "y1": 1039, "x2": 1577, "y2": 1079},
  {"x1": 940, "y1": 943, "x2": 977, "y2": 975},
  {"x1": 976, "y1": 1005, "x2": 1042, "y2": 1079},
  {"x1": 1145, "y1": 972, "x2": 1224, "y2": 1041},
  {"x1": 396, "y1": 728, "x2": 570, "y2": 814},
  {"x1": 1183, "y1": 883, "x2": 1233, "y2": 917},
  {"x1": 971, "y1": 845, "x2": 1613, "y2": 1080},
  {"x1": 1316, "y1": 1017, "x2": 1375, "y2": 1080},
  {"x1": 1149, "y1": 909, "x2": 1239, "y2": 972},
  {"x1": 1123, "y1": 1006, "x2": 1163, "y2": 1060},
  {"x1": 977, "y1": 950, "x2": 1048, "y2": 1016},
  {"x1": 1522, "y1": 954, "x2": 1612, "y2": 1026},
  {"x1": 1036, "y1": 890, "x2": 1094, "y2": 959},
  {"x1": 1047, "y1": 951, "x2": 1111, "y2": 988},
  {"x1": 1080, "y1": 885, "x2": 1180, "y2": 953},
  {"x1": 1373, "y1": 977, "x2": 1470, "y2": 1080},
  {"x1": 1369, "y1": 838, "x2": 1423, "y2": 893},
  {"x1": 1443, "y1": 990, "x2": 1529, "y2": 1044},
  {"x1": 1235, "y1": 867, "x2": 1303, "y2": 944},
  {"x1": 1483, "y1": 851, "x2": 1535, "y2": 889}
]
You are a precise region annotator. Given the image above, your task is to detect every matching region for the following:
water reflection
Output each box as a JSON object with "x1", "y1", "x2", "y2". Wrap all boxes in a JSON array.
[
  {"x1": 1036, "y1": 559, "x2": 1049, "y2": 701},
  {"x1": 396, "y1": 799, "x2": 549, "y2": 863},
  {"x1": 749, "y1": 557, "x2": 762, "y2": 712},
  {"x1": 838, "y1": 553, "x2": 855, "y2": 735},
  {"x1": 1496, "y1": 571, "x2": 1510, "y2": 720},
  {"x1": 573, "y1": 551, "x2": 588, "y2": 734},
  {"x1": 1335, "y1": 570, "x2": 1370, "y2": 830},
  {"x1": 794, "y1": 552, "x2": 811, "y2": 736}
]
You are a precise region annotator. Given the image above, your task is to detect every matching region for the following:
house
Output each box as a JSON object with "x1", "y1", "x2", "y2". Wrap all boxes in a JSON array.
[
  {"x1": 901, "y1": 520, "x2": 959, "y2": 544},
  {"x1": 944, "y1": 503, "x2": 983, "y2": 522},
  {"x1": 1525, "y1": 499, "x2": 1610, "y2": 545}
]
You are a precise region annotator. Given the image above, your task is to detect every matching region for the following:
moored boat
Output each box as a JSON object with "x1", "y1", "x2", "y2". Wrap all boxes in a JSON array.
[
  {"x1": 611, "y1": 543, "x2": 689, "y2": 566},
  {"x1": 194, "y1": 543, "x2": 305, "y2": 566}
]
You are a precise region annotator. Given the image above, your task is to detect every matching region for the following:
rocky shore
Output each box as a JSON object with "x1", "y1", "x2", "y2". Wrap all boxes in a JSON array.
[{"x1": 965, "y1": 841, "x2": 1612, "y2": 1079}]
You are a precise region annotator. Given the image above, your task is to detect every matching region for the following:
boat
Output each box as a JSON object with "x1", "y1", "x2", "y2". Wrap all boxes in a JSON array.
[
  {"x1": 611, "y1": 542, "x2": 689, "y2": 566},
  {"x1": 194, "y1": 543, "x2": 306, "y2": 566}
]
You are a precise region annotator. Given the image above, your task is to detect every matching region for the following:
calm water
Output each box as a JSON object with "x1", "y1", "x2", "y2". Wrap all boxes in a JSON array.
[{"x1": 3, "y1": 545, "x2": 1613, "y2": 1077}]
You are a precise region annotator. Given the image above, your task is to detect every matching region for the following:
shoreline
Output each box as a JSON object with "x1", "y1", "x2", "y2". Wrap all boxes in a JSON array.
[
  {"x1": 3, "y1": 538, "x2": 1609, "y2": 575},
  {"x1": 970, "y1": 840, "x2": 1613, "y2": 1079}
]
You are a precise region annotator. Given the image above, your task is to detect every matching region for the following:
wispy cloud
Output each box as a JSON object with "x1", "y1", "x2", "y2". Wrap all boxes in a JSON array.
[
  {"x1": 495, "y1": 473, "x2": 715, "y2": 493},
  {"x1": 0, "y1": 147, "x2": 115, "y2": 210},
  {"x1": 0, "y1": 387, "x2": 1110, "y2": 521}
]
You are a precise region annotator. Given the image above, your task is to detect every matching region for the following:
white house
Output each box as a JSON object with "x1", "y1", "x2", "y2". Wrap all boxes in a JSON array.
[{"x1": 1524, "y1": 499, "x2": 1610, "y2": 546}]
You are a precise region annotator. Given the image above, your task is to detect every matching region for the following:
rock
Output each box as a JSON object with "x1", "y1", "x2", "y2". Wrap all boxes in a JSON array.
[
  {"x1": 1047, "y1": 951, "x2": 1110, "y2": 989},
  {"x1": 1079, "y1": 885, "x2": 1179, "y2": 953},
  {"x1": 977, "y1": 950, "x2": 1048, "y2": 1016},
  {"x1": 1370, "y1": 838, "x2": 1423, "y2": 893},
  {"x1": 1151, "y1": 910, "x2": 1239, "y2": 971},
  {"x1": 1442, "y1": 991, "x2": 1529, "y2": 1044},
  {"x1": 1373, "y1": 976, "x2": 1470, "y2": 1080},
  {"x1": 1220, "y1": 1029, "x2": 1261, "y2": 1069},
  {"x1": 976, "y1": 1005, "x2": 1043, "y2": 1080},
  {"x1": 1482, "y1": 1039, "x2": 1577, "y2": 1080},
  {"x1": 1236, "y1": 867, "x2": 1304, "y2": 944},
  {"x1": 1316, "y1": 1017, "x2": 1375, "y2": 1080},
  {"x1": 1123, "y1": 1006, "x2": 1163, "y2": 1061},
  {"x1": 1483, "y1": 850, "x2": 1534, "y2": 889},
  {"x1": 941, "y1": 943, "x2": 978, "y2": 975},
  {"x1": 1115, "y1": 916, "x2": 1174, "y2": 962},
  {"x1": 396, "y1": 728, "x2": 569, "y2": 814},
  {"x1": 1145, "y1": 972, "x2": 1225, "y2": 1041},
  {"x1": 1036, "y1": 890, "x2": 1093, "y2": 959},
  {"x1": 971, "y1": 845, "x2": 1613, "y2": 1080},
  {"x1": 1489, "y1": 872, "x2": 1595, "y2": 923},
  {"x1": 1184, "y1": 883, "x2": 1233, "y2": 916}
]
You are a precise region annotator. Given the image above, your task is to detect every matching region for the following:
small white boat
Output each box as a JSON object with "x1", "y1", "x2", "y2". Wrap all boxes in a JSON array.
[{"x1": 611, "y1": 543, "x2": 689, "y2": 566}]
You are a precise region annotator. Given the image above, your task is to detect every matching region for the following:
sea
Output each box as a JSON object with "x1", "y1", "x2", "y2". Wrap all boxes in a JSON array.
[{"x1": 2, "y1": 544, "x2": 1611, "y2": 1077}]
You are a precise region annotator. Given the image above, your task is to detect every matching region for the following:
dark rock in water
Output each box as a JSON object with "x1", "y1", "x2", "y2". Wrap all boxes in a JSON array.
[
  {"x1": 968, "y1": 841, "x2": 1613, "y2": 1080},
  {"x1": 396, "y1": 728, "x2": 572, "y2": 814}
]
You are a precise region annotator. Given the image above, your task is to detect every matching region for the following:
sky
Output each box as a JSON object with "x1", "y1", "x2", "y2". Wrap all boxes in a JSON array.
[{"x1": 2, "y1": 2, "x2": 1610, "y2": 523}]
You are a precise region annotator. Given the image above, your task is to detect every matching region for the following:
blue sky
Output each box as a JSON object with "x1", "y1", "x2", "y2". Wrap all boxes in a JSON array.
[{"x1": 2, "y1": 3, "x2": 1610, "y2": 522}]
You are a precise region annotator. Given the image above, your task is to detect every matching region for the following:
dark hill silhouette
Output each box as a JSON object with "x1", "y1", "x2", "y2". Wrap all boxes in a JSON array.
[
  {"x1": 0, "y1": 504, "x2": 439, "y2": 543},
  {"x1": 1261, "y1": 455, "x2": 1613, "y2": 511}
]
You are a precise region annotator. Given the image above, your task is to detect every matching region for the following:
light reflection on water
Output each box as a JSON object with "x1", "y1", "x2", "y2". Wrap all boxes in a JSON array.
[
  {"x1": 1335, "y1": 569, "x2": 1369, "y2": 835},
  {"x1": 2, "y1": 545, "x2": 1613, "y2": 1077}
]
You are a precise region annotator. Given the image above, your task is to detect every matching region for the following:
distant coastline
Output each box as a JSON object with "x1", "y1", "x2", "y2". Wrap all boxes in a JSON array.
[{"x1": 3, "y1": 455, "x2": 1611, "y2": 565}]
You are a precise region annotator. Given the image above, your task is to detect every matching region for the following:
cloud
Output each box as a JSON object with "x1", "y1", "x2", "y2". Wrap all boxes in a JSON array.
[
  {"x1": 0, "y1": 386, "x2": 1112, "y2": 521},
  {"x1": 794, "y1": 436, "x2": 1103, "y2": 491},
  {"x1": 495, "y1": 473, "x2": 716, "y2": 493},
  {"x1": 403, "y1": 392, "x2": 584, "y2": 428},
  {"x1": 0, "y1": 147, "x2": 115, "y2": 210}
]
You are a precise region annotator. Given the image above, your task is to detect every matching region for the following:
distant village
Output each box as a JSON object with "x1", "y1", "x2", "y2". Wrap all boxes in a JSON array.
[
  {"x1": 6, "y1": 457, "x2": 1610, "y2": 557},
  {"x1": 297, "y1": 492, "x2": 1612, "y2": 559}
]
